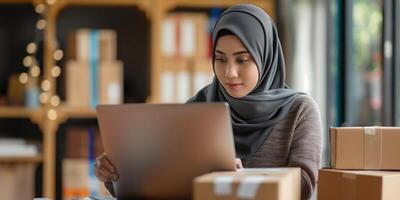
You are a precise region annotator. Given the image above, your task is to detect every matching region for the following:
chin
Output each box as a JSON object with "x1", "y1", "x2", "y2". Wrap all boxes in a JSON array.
[{"x1": 227, "y1": 91, "x2": 246, "y2": 98}]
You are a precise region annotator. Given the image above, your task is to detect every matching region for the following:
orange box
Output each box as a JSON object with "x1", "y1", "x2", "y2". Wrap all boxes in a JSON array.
[{"x1": 330, "y1": 127, "x2": 400, "y2": 169}]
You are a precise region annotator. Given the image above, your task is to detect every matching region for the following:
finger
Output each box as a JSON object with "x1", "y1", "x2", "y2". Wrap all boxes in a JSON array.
[
  {"x1": 100, "y1": 166, "x2": 119, "y2": 181},
  {"x1": 101, "y1": 155, "x2": 117, "y2": 173},
  {"x1": 95, "y1": 168, "x2": 109, "y2": 182},
  {"x1": 97, "y1": 163, "x2": 118, "y2": 182},
  {"x1": 235, "y1": 159, "x2": 243, "y2": 169},
  {"x1": 99, "y1": 167, "x2": 118, "y2": 182},
  {"x1": 237, "y1": 161, "x2": 243, "y2": 169}
]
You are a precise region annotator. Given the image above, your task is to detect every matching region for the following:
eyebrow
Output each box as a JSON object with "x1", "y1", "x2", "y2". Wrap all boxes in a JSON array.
[{"x1": 215, "y1": 50, "x2": 249, "y2": 55}]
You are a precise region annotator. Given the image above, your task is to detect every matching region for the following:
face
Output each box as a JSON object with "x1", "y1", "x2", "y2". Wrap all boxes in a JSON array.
[{"x1": 214, "y1": 35, "x2": 259, "y2": 98}]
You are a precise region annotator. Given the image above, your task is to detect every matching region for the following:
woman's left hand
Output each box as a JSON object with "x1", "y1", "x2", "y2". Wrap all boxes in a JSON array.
[{"x1": 235, "y1": 158, "x2": 243, "y2": 170}]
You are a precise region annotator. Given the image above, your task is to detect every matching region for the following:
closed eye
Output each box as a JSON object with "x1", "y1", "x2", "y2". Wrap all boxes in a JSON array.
[{"x1": 215, "y1": 57, "x2": 227, "y2": 63}]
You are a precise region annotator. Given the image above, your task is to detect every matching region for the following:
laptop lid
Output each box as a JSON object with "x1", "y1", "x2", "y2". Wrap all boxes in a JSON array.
[{"x1": 96, "y1": 103, "x2": 236, "y2": 199}]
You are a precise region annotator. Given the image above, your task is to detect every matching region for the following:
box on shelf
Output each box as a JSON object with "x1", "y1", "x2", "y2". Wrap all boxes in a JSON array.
[
  {"x1": 65, "y1": 60, "x2": 91, "y2": 108},
  {"x1": 6, "y1": 74, "x2": 25, "y2": 105},
  {"x1": 0, "y1": 162, "x2": 38, "y2": 200},
  {"x1": 65, "y1": 60, "x2": 123, "y2": 107},
  {"x1": 161, "y1": 13, "x2": 208, "y2": 59},
  {"x1": 98, "y1": 61, "x2": 123, "y2": 105},
  {"x1": 68, "y1": 29, "x2": 117, "y2": 61}
]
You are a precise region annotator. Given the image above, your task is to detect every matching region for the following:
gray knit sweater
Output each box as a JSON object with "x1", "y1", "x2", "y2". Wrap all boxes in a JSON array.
[
  {"x1": 242, "y1": 94, "x2": 322, "y2": 200},
  {"x1": 105, "y1": 94, "x2": 322, "y2": 199}
]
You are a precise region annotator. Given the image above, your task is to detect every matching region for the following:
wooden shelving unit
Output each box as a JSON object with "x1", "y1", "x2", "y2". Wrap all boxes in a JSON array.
[
  {"x1": 0, "y1": 155, "x2": 43, "y2": 163},
  {"x1": 0, "y1": 106, "x2": 42, "y2": 118},
  {"x1": 0, "y1": 0, "x2": 275, "y2": 198}
]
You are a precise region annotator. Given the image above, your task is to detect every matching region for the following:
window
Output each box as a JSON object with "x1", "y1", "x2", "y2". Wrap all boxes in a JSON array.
[
  {"x1": 396, "y1": 0, "x2": 400, "y2": 125},
  {"x1": 345, "y1": 0, "x2": 383, "y2": 126}
]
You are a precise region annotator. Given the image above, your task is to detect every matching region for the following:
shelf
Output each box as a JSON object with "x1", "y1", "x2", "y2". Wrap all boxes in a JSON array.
[
  {"x1": 0, "y1": 106, "x2": 42, "y2": 119},
  {"x1": 57, "y1": 0, "x2": 149, "y2": 6},
  {"x1": 0, "y1": 155, "x2": 42, "y2": 163},
  {"x1": 169, "y1": 0, "x2": 270, "y2": 7},
  {"x1": 0, "y1": 0, "x2": 32, "y2": 3},
  {"x1": 57, "y1": 105, "x2": 97, "y2": 119}
]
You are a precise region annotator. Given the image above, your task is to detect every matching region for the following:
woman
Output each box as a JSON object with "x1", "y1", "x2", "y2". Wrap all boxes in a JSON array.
[{"x1": 95, "y1": 4, "x2": 322, "y2": 200}]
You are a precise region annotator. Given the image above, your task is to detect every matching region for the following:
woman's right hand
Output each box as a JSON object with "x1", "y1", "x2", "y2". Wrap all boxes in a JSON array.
[{"x1": 94, "y1": 153, "x2": 119, "y2": 182}]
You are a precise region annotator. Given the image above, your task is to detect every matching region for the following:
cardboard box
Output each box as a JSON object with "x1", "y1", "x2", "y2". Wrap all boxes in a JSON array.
[
  {"x1": 65, "y1": 60, "x2": 91, "y2": 107},
  {"x1": 63, "y1": 159, "x2": 90, "y2": 200},
  {"x1": 0, "y1": 163, "x2": 37, "y2": 200},
  {"x1": 193, "y1": 168, "x2": 300, "y2": 200},
  {"x1": 65, "y1": 127, "x2": 89, "y2": 158},
  {"x1": 99, "y1": 30, "x2": 117, "y2": 61},
  {"x1": 6, "y1": 74, "x2": 25, "y2": 105},
  {"x1": 66, "y1": 60, "x2": 124, "y2": 107},
  {"x1": 330, "y1": 127, "x2": 400, "y2": 169},
  {"x1": 98, "y1": 61, "x2": 124, "y2": 105},
  {"x1": 318, "y1": 169, "x2": 400, "y2": 200},
  {"x1": 63, "y1": 159, "x2": 112, "y2": 200},
  {"x1": 68, "y1": 29, "x2": 117, "y2": 61},
  {"x1": 161, "y1": 13, "x2": 208, "y2": 59}
]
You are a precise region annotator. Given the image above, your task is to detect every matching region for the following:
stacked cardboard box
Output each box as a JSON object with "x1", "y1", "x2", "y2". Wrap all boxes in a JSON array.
[
  {"x1": 193, "y1": 168, "x2": 301, "y2": 200},
  {"x1": 160, "y1": 13, "x2": 214, "y2": 103},
  {"x1": 318, "y1": 127, "x2": 400, "y2": 200},
  {"x1": 0, "y1": 163, "x2": 37, "y2": 200},
  {"x1": 66, "y1": 29, "x2": 123, "y2": 108},
  {"x1": 62, "y1": 127, "x2": 110, "y2": 200}
]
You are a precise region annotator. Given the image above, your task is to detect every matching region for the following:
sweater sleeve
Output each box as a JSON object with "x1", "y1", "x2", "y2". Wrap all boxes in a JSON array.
[
  {"x1": 104, "y1": 181, "x2": 115, "y2": 197},
  {"x1": 287, "y1": 97, "x2": 322, "y2": 200}
]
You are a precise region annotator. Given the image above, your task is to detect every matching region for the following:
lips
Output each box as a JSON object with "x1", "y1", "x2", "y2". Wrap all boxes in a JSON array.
[{"x1": 226, "y1": 83, "x2": 243, "y2": 90}]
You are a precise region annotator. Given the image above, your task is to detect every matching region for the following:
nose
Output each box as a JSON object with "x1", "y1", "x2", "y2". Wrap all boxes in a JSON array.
[{"x1": 225, "y1": 64, "x2": 238, "y2": 78}]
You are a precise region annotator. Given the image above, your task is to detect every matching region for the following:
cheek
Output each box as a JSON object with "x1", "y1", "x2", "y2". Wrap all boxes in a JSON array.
[
  {"x1": 214, "y1": 65, "x2": 225, "y2": 81},
  {"x1": 243, "y1": 64, "x2": 259, "y2": 90}
]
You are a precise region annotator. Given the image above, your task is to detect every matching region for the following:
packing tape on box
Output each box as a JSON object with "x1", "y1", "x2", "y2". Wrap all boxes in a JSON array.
[
  {"x1": 341, "y1": 172, "x2": 357, "y2": 200},
  {"x1": 214, "y1": 175, "x2": 267, "y2": 199},
  {"x1": 214, "y1": 176, "x2": 234, "y2": 196},
  {"x1": 342, "y1": 173, "x2": 357, "y2": 180},
  {"x1": 236, "y1": 176, "x2": 266, "y2": 199},
  {"x1": 364, "y1": 127, "x2": 383, "y2": 169}
]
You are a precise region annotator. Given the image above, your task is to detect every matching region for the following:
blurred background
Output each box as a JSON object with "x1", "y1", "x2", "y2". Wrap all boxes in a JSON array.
[{"x1": 0, "y1": 0, "x2": 398, "y2": 199}]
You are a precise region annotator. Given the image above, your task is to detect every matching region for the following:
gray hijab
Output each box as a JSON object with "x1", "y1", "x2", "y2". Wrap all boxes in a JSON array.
[{"x1": 188, "y1": 4, "x2": 302, "y2": 159}]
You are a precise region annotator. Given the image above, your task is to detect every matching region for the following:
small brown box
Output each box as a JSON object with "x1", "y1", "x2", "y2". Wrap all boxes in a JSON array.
[
  {"x1": 65, "y1": 60, "x2": 91, "y2": 108},
  {"x1": 330, "y1": 127, "x2": 400, "y2": 170},
  {"x1": 318, "y1": 169, "x2": 400, "y2": 200},
  {"x1": 193, "y1": 168, "x2": 300, "y2": 200},
  {"x1": 98, "y1": 61, "x2": 123, "y2": 105}
]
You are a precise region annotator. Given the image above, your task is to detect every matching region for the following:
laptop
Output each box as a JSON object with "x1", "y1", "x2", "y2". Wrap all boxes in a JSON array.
[{"x1": 96, "y1": 103, "x2": 236, "y2": 199}]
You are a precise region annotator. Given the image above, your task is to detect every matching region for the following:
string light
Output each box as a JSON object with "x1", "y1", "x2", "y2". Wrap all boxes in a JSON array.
[
  {"x1": 23, "y1": 56, "x2": 33, "y2": 67},
  {"x1": 50, "y1": 96, "x2": 60, "y2": 107},
  {"x1": 36, "y1": 19, "x2": 46, "y2": 30},
  {"x1": 21, "y1": 2, "x2": 64, "y2": 114},
  {"x1": 19, "y1": 73, "x2": 28, "y2": 84},
  {"x1": 26, "y1": 43, "x2": 37, "y2": 54},
  {"x1": 35, "y1": 4, "x2": 45, "y2": 14},
  {"x1": 40, "y1": 93, "x2": 49, "y2": 103},
  {"x1": 41, "y1": 80, "x2": 51, "y2": 91},
  {"x1": 46, "y1": 0, "x2": 56, "y2": 5},
  {"x1": 47, "y1": 109, "x2": 57, "y2": 120},
  {"x1": 31, "y1": 66, "x2": 41, "y2": 77},
  {"x1": 51, "y1": 66, "x2": 61, "y2": 77},
  {"x1": 53, "y1": 49, "x2": 63, "y2": 61}
]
